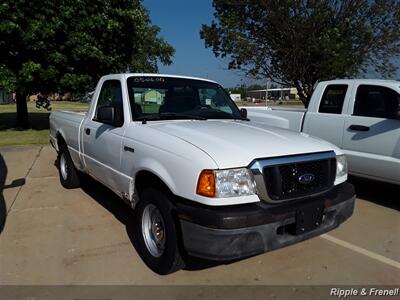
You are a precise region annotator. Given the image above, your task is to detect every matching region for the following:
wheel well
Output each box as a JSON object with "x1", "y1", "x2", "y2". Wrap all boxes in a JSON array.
[
  {"x1": 134, "y1": 171, "x2": 183, "y2": 253},
  {"x1": 135, "y1": 170, "x2": 173, "y2": 198},
  {"x1": 56, "y1": 133, "x2": 67, "y2": 148}
]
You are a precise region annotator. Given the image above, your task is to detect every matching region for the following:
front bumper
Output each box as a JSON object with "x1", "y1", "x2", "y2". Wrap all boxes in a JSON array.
[{"x1": 176, "y1": 183, "x2": 355, "y2": 261}]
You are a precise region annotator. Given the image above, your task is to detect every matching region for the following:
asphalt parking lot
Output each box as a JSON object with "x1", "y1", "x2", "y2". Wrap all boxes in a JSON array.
[{"x1": 0, "y1": 145, "x2": 399, "y2": 286}]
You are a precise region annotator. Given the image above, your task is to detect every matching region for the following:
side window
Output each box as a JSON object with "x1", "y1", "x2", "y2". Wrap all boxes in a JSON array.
[
  {"x1": 354, "y1": 85, "x2": 400, "y2": 119},
  {"x1": 94, "y1": 80, "x2": 124, "y2": 125},
  {"x1": 319, "y1": 85, "x2": 348, "y2": 114}
]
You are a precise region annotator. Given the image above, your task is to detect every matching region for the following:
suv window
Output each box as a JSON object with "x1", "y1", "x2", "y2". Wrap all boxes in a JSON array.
[
  {"x1": 95, "y1": 80, "x2": 124, "y2": 125},
  {"x1": 319, "y1": 85, "x2": 348, "y2": 114},
  {"x1": 354, "y1": 85, "x2": 400, "y2": 119}
]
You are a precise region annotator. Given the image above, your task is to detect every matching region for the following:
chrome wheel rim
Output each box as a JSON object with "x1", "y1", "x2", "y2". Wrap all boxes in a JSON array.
[
  {"x1": 141, "y1": 203, "x2": 166, "y2": 258},
  {"x1": 60, "y1": 153, "x2": 68, "y2": 181}
]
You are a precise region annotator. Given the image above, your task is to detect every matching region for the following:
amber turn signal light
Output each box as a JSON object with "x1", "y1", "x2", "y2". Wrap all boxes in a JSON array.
[{"x1": 196, "y1": 170, "x2": 216, "y2": 197}]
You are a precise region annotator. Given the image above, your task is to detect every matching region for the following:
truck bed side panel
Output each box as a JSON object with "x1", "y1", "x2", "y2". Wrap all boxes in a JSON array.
[
  {"x1": 49, "y1": 111, "x2": 85, "y2": 169},
  {"x1": 244, "y1": 107, "x2": 306, "y2": 131}
]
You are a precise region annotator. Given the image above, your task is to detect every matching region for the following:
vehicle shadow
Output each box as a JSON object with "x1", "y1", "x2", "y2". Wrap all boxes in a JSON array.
[
  {"x1": 78, "y1": 174, "x2": 232, "y2": 272},
  {"x1": 0, "y1": 153, "x2": 7, "y2": 233},
  {"x1": 0, "y1": 152, "x2": 26, "y2": 234},
  {"x1": 349, "y1": 119, "x2": 399, "y2": 141},
  {"x1": 348, "y1": 176, "x2": 399, "y2": 211}
]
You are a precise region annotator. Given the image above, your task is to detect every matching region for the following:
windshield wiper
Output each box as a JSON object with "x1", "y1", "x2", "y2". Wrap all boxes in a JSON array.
[
  {"x1": 192, "y1": 108, "x2": 250, "y2": 121},
  {"x1": 136, "y1": 112, "x2": 207, "y2": 124},
  {"x1": 232, "y1": 116, "x2": 250, "y2": 121}
]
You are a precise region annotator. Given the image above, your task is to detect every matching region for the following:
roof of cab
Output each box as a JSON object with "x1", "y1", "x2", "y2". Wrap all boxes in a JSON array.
[
  {"x1": 121, "y1": 73, "x2": 218, "y2": 84},
  {"x1": 319, "y1": 79, "x2": 399, "y2": 84}
]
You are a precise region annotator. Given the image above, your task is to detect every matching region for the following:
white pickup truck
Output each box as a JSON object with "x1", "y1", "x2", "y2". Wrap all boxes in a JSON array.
[
  {"x1": 50, "y1": 74, "x2": 355, "y2": 274},
  {"x1": 246, "y1": 79, "x2": 400, "y2": 185}
]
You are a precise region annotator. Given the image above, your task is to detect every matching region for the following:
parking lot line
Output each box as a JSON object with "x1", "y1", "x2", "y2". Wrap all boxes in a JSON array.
[{"x1": 321, "y1": 234, "x2": 400, "y2": 269}]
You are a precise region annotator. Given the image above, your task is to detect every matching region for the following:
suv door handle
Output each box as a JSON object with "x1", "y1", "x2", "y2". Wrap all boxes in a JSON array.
[
  {"x1": 85, "y1": 128, "x2": 91, "y2": 135},
  {"x1": 349, "y1": 124, "x2": 370, "y2": 132}
]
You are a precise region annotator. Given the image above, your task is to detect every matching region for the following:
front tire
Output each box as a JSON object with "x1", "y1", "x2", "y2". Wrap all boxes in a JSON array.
[
  {"x1": 134, "y1": 188, "x2": 184, "y2": 275},
  {"x1": 57, "y1": 144, "x2": 80, "y2": 189}
]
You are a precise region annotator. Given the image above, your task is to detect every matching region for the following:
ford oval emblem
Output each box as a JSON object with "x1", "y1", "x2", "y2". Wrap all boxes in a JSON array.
[{"x1": 298, "y1": 173, "x2": 315, "y2": 184}]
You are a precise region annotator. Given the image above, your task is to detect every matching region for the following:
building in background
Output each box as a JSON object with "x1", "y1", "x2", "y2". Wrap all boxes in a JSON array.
[
  {"x1": 247, "y1": 88, "x2": 299, "y2": 101},
  {"x1": 229, "y1": 93, "x2": 241, "y2": 102},
  {"x1": 246, "y1": 89, "x2": 267, "y2": 101}
]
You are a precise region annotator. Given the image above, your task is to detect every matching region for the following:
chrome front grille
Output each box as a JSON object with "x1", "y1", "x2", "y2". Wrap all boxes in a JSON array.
[{"x1": 249, "y1": 151, "x2": 336, "y2": 203}]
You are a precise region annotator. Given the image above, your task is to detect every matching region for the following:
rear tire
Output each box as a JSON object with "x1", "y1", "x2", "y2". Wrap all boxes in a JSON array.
[
  {"x1": 133, "y1": 188, "x2": 184, "y2": 275},
  {"x1": 57, "y1": 144, "x2": 80, "y2": 189}
]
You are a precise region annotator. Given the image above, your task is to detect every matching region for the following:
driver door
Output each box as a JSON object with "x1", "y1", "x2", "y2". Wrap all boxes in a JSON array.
[{"x1": 82, "y1": 79, "x2": 127, "y2": 194}]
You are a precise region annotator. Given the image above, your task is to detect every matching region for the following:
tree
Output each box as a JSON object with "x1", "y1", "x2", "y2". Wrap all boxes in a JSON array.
[
  {"x1": 247, "y1": 84, "x2": 265, "y2": 90},
  {"x1": 0, "y1": 0, "x2": 174, "y2": 128},
  {"x1": 269, "y1": 83, "x2": 278, "y2": 89},
  {"x1": 200, "y1": 0, "x2": 400, "y2": 107},
  {"x1": 228, "y1": 83, "x2": 265, "y2": 98}
]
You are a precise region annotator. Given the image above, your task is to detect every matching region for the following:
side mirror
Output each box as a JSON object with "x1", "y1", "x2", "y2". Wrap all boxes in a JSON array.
[
  {"x1": 240, "y1": 108, "x2": 248, "y2": 119},
  {"x1": 96, "y1": 106, "x2": 115, "y2": 124}
]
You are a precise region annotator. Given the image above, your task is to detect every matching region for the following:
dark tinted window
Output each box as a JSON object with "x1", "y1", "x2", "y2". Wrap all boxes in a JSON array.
[
  {"x1": 95, "y1": 80, "x2": 124, "y2": 125},
  {"x1": 319, "y1": 85, "x2": 348, "y2": 114},
  {"x1": 354, "y1": 85, "x2": 400, "y2": 119}
]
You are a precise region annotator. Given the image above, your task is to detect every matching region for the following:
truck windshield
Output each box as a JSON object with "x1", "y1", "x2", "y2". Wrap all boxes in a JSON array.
[{"x1": 126, "y1": 76, "x2": 243, "y2": 121}]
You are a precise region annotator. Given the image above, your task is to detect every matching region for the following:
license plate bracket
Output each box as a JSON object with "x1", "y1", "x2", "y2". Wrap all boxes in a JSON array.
[{"x1": 295, "y1": 205, "x2": 323, "y2": 235}]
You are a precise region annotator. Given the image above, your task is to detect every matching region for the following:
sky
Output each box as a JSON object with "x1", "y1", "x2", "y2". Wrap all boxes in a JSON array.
[
  {"x1": 142, "y1": 0, "x2": 249, "y2": 88},
  {"x1": 142, "y1": 0, "x2": 400, "y2": 88}
]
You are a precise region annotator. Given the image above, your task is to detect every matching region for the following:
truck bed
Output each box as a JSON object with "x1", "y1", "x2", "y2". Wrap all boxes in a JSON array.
[
  {"x1": 49, "y1": 111, "x2": 86, "y2": 165},
  {"x1": 244, "y1": 106, "x2": 306, "y2": 131}
]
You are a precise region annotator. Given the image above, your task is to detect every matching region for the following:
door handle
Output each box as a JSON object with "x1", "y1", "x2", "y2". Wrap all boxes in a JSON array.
[
  {"x1": 123, "y1": 145, "x2": 135, "y2": 153},
  {"x1": 85, "y1": 128, "x2": 91, "y2": 135},
  {"x1": 349, "y1": 124, "x2": 370, "y2": 132}
]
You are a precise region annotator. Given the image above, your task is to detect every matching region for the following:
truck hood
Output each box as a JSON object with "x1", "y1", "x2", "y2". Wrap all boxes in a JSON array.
[{"x1": 147, "y1": 120, "x2": 339, "y2": 168}]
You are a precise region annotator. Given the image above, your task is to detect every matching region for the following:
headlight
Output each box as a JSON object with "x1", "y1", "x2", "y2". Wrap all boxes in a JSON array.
[
  {"x1": 197, "y1": 168, "x2": 256, "y2": 198},
  {"x1": 336, "y1": 155, "x2": 348, "y2": 179}
]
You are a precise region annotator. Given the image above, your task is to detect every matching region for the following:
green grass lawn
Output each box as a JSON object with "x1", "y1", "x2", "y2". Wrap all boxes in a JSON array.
[{"x1": 0, "y1": 101, "x2": 89, "y2": 147}]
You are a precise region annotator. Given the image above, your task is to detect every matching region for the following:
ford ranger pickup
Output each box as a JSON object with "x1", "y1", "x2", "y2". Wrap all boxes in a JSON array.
[{"x1": 50, "y1": 74, "x2": 355, "y2": 274}]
